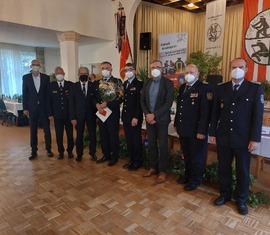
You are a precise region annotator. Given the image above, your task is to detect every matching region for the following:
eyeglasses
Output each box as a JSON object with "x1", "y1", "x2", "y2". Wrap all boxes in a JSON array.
[
  {"x1": 150, "y1": 66, "x2": 162, "y2": 70},
  {"x1": 31, "y1": 64, "x2": 40, "y2": 66},
  {"x1": 124, "y1": 68, "x2": 134, "y2": 72}
]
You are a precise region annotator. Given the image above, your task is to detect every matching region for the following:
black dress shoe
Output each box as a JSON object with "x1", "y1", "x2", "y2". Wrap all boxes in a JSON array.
[
  {"x1": 123, "y1": 161, "x2": 133, "y2": 169},
  {"x1": 108, "y1": 159, "x2": 118, "y2": 166},
  {"x1": 237, "y1": 202, "x2": 248, "y2": 215},
  {"x1": 47, "y1": 151, "x2": 54, "y2": 158},
  {"x1": 29, "y1": 152, "x2": 37, "y2": 160},
  {"x1": 183, "y1": 183, "x2": 199, "y2": 191},
  {"x1": 57, "y1": 153, "x2": 64, "y2": 159},
  {"x1": 177, "y1": 177, "x2": 189, "y2": 184},
  {"x1": 75, "y1": 156, "x2": 82, "y2": 162},
  {"x1": 96, "y1": 156, "x2": 108, "y2": 163},
  {"x1": 128, "y1": 163, "x2": 142, "y2": 171},
  {"x1": 91, "y1": 154, "x2": 97, "y2": 161},
  {"x1": 214, "y1": 196, "x2": 231, "y2": 206},
  {"x1": 68, "y1": 152, "x2": 74, "y2": 159}
]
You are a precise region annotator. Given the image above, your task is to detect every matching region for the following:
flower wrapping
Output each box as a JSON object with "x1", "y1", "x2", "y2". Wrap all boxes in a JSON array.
[{"x1": 99, "y1": 80, "x2": 123, "y2": 103}]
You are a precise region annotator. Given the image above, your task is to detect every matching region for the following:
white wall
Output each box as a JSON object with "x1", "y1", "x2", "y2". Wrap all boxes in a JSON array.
[{"x1": 0, "y1": 0, "x2": 141, "y2": 78}]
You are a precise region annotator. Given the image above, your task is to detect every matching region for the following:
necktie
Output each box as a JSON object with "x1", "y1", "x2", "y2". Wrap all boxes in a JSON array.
[
  {"x1": 126, "y1": 81, "x2": 130, "y2": 89},
  {"x1": 82, "y1": 83, "x2": 86, "y2": 97},
  {"x1": 184, "y1": 85, "x2": 191, "y2": 93},
  {"x1": 233, "y1": 84, "x2": 239, "y2": 96},
  {"x1": 59, "y1": 82, "x2": 63, "y2": 90}
]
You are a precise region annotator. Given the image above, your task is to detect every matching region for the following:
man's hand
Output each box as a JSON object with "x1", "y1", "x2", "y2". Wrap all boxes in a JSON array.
[
  {"x1": 209, "y1": 136, "x2": 216, "y2": 145},
  {"x1": 100, "y1": 102, "x2": 107, "y2": 109},
  {"x1": 248, "y1": 141, "x2": 260, "y2": 152},
  {"x1": 146, "y1": 113, "x2": 155, "y2": 123},
  {"x1": 197, "y1": 133, "x2": 206, "y2": 139},
  {"x1": 23, "y1": 110, "x2": 29, "y2": 117},
  {"x1": 71, "y1": 119, "x2": 77, "y2": 126},
  {"x1": 131, "y1": 118, "x2": 138, "y2": 126}
]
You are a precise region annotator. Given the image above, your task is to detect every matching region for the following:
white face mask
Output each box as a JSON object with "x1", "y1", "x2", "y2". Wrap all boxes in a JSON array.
[
  {"x1": 185, "y1": 74, "x2": 196, "y2": 83},
  {"x1": 56, "y1": 74, "x2": 64, "y2": 81},
  {"x1": 102, "y1": 69, "x2": 111, "y2": 78},
  {"x1": 231, "y1": 67, "x2": 245, "y2": 80},
  {"x1": 151, "y1": 69, "x2": 161, "y2": 78},
  {"x1": 125, "y1": 71, "x2": 134, "y2": 79},
  {"x1": 31, "y1": 65, "x2": 40, "y2": 72}
]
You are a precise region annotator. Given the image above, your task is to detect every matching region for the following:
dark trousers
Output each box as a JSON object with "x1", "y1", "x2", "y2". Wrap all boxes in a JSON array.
[
  {"x1": 75, "y1": 117, "x2": 96, "y2": 157},
  {"x1": 54, "y1": 118, "x2": 74, "y2": 154},
  {"x1": 179, "y1": 136, "x2": 208, "y2": 185},
  {"x1": 146, "y1": 122, "x2": 169, "y2": 172},
  {"x1": 98, "y1": 111, "x2": 120, "y2": 161},
  {"x1": 29, "y1": 106, "x2": 51, "y2": 153},
  {"x1": 217, "y1": 145, "x2": 251, "y2": 203},
  {"x1": 123, "y1": 122, "x2": 143, "y2": 164}
]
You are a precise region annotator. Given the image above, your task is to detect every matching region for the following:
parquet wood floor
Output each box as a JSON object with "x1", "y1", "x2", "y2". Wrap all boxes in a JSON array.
[{"x1": 0, "y1": 124, "x2": 270, "y2": 235}]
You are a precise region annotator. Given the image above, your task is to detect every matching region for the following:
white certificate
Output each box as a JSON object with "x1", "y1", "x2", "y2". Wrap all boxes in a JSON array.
[{"x1": 96, "y1": 107, "x2": 112, "y2": 122}]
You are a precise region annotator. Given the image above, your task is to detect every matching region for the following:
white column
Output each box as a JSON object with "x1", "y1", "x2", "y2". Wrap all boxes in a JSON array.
[{"x1": 57, "y1": 31, "x2": 80, "y2": 82}]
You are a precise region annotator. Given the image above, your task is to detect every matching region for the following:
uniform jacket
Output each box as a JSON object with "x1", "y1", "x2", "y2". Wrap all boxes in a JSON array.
[
  {"x1": 22, "y1": 72, "x2": 50, "y2": 113},
  {"x1": 174, "y1": 80, "x2": 213, "y2": 137},
  {"x1": 121, "y1": 77, "x2": 143, "y2": 124},
  {"x1": 140, "y1": 76, "x2": 174, "y2": 125},
  {"x1": 69, "y1": 81, "x2": 96, "y2": 121},
  {"x1": 209, "y1": 79, "x2": 264, "y2": 148},
  {"x1": 47, "y1": 80, "x2": 73, "y2": 119}
]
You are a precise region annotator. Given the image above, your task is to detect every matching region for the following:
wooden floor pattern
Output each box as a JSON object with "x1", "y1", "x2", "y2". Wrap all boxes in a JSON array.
[{"x1": 0, "y1": 124, "x2": 270, "y2": 235}]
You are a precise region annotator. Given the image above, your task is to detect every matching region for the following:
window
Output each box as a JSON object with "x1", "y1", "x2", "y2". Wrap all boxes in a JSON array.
[{"x1": 0, "y1": 43, "x2": 36, "y2": 98}]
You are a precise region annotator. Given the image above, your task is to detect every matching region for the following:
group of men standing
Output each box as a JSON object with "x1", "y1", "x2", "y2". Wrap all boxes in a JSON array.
[{"x1": 22, "y1": 57, "x2": 264, "y2": 216}]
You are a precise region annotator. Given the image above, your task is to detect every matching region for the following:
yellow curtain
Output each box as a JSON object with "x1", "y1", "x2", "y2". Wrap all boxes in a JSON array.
[{"x1": 134, "y1": 2, "x2": 244, "y2": 82}]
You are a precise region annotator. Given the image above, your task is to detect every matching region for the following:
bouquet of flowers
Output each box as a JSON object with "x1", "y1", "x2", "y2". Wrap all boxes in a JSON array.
[{"x1": 99, "y1": 80, "x2": 123, "y2": 103}]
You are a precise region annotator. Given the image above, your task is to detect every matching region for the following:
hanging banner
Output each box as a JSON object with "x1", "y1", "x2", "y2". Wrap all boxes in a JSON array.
[
  {"x1": 242, "y1": 0, "x2": 270, "y2": 81},
  {"x1": 159, "y1": 32, "x2": 188, "y2": 87},
  {"x1": 204, "y1": 0, "x2": 226, "y2": 56}
]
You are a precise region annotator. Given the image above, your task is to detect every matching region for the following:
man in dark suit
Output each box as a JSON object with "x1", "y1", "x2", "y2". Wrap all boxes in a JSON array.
[
  {"x1": 22, "y1": 59, "x2": 53, "y2": 160},
  {"x1": 95, "y1": 61, "x2": 123, "y2": 166},
  {"x1": 122, "y1": 63, "x2": 143, "y2": 171},
  {"x1": 141, "y1": 59, "x2": 174, "y2": 183},
  {"x1": 209, "y1": 58, "x2": 264, "y2": 215},
  {"x1": 174, "y1": 64, "x2": 213, "y2": 191},
  {"x1": 69, "y1": 67, "x2": 97, "y2": 162},
  {"x1": 47, "y1": 67, "x2": 74, "y2": 159}
]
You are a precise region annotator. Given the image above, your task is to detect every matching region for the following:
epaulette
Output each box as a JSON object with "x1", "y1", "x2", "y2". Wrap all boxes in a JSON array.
[{"x1": 251, "y1": 81, "x2": 260, "y2": 84}]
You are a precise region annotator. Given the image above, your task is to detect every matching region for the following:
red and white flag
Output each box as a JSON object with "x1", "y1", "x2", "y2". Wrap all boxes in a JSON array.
[{"x1": 242, "y1": 0, "x2": 270, "y2": 81}]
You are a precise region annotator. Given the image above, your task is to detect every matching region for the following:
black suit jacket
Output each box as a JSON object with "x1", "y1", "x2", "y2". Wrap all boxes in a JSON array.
[
  {"x1": 22, "y1": 72, "x2": 50, "y2": 114},
  {"x1": 140, "y1": 76, "x2": 174, "y2": 125},
  {"x1": 121, "y1": 77, "x2": 143, "y2": 124},
  {"x1": 174, "y1": 80, "x2": 213, "y2": 137},
  {"x1": 209, "y1": 79, "x2": 264, "y2": 148},
  {"x1": 47, "y1": 80, "x2": 73, "y2": 119},
  {"x1": 69, "y1": 81, "x2": 96, "y2": 121}
]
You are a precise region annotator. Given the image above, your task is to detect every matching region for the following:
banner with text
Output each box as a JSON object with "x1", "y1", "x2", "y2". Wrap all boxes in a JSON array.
[
  {"x1": 242, "y1": 0, "x2": 270, "y2": 81},
  {"x1": 204, "y1": 0, "x2": 226, "y2": 56},
  {"x1": 159, "y1": 32, "x2": 188, "y2": 86}
]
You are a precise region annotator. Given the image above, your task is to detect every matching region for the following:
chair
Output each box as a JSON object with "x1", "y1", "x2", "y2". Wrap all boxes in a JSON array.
[{"x1": 0, "y1": 99, "x2": 14, "y2": 126}]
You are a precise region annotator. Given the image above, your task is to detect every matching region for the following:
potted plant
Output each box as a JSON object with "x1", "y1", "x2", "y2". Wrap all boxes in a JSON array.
[
  {"x1": 186, "y1": 51, "x2": 222, "y2": 80},
  {"x1": 261, "y1": 80, "x2": 270, "y2": 108},
  {"x1": 136, "y1": 67, "x2": 148, "y2": 82}
]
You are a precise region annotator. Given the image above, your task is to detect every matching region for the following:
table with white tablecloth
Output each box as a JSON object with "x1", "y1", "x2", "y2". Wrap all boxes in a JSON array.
[{"x1": 4, "y1": 100, "x2": 23, "y2": 117}]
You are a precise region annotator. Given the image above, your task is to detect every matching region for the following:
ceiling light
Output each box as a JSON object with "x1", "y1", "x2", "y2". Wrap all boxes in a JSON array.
[{"x1": 188, "y1": 3, "x2": 194, "y2": 7}]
